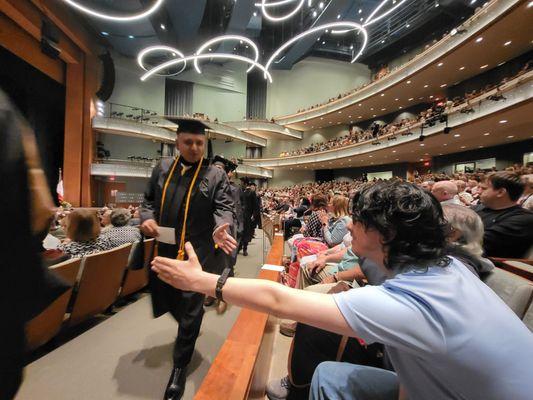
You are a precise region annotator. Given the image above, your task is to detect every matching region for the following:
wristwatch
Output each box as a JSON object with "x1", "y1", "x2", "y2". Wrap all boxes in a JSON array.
[{"x1": 215, "y1": 267, "x2": 231, "y2": 302}]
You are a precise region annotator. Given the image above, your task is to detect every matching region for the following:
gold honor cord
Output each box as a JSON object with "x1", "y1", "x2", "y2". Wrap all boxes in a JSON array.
[{"x1": 158, "y1": 156, "x2": 204, "y2": 260}]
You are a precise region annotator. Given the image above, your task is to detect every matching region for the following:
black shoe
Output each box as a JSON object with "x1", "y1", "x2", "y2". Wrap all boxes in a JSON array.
[
  {"x1": 243, "y1": 248, "x2": 248, "y2": 256},
  {"x1": 164, "y1": 366, "x2": 186, "y2": 400}
]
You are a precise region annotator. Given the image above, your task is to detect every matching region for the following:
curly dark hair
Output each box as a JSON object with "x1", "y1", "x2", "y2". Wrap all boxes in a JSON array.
[{"x1": 352, "y1": 181, "x2": 451, "y2": 271}]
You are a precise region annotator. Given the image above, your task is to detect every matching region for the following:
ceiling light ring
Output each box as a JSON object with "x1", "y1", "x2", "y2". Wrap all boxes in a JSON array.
[
  {"x1": 265, "y1": 22, "x2": 368, "y2": 78},
  {"x1": 363, "y1": 0, "x2": 408, "y2": 27},
  {"x1": 137, "y1": 46, "x2": 187, "y2": 77},
  {"x1": 255, "y1": 0, "x2": 306, "y2": 22},
  {"x1": 61, "y1": 0, "x2": 165, "y2": 22},
  {"x1": 194, "y1": 35, "x2": 260, "y2": 74},
  {"x1": 140, "y1": 53, "x2": 273, "y2": 83}
]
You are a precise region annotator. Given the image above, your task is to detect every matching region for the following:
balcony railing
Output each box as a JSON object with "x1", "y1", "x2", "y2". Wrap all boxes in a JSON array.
[
  {"x1": 225, "y1": 120, "x2": 303, "y2": 140},
  {"x1": 91, "y1": 158, "x2": 273, "y2": 179}
]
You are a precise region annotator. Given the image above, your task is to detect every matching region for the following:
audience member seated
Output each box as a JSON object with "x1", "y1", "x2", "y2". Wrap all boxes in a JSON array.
[
  {"x1": 129, "y1": 208, "x2": 141, "y2": 226},
  {"x1": 518, "y1": 174, "x2": 533, "y2": 211},
  {"x1": 269, "y1": 256, "x2": 389, "y2": 400},
  {"x1": 316, "y1": 195, "x2": 351, "y2": 248},
  {"x1": 100, "y1": 208, "x2": 141, "y2": 247},
  {"x1": 474, "y1": 171, "x2": 533, "y2": 258},
  {"x1": 442, "y1": 204, "x2": 494, "y2": 278},
  {"x1": 49, "y1": 212, "x2": 68, "y2": 240},
  {"x1": 269, "y1": 193, "x2": 500, "y2": 400},
  {"x1": 155, "y1": 181, "x2": 533, "y2": 400},
  {"x1": 100, "y1": 208, "x2": 113, "y2": 232},
  {"x1": 283, "y1": 197, "x2": 311, "y2": 241},
  {"x1": 58, "y1": 209, "x2": 113, "y2": 258},
  {"x1": 301, "y1": 194, "x2": 329, "y2": 240},
  {"x1": 431, "y1": 180, "x2": 462, "y2": 205}
]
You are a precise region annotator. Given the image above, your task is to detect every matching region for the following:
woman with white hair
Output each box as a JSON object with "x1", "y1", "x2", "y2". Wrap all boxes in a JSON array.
[
  {"x1": 518, "y1": 174, "x2": 533, "y2": 211},
  {"x1": 442, "y1": 204, "x2": 494, "y2": 278}
]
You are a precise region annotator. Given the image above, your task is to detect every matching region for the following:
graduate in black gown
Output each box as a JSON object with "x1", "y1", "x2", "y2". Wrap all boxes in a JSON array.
[
  {"x1": 139, "y1": 119, "x2": 236, "y2": 400},
  {"x1": 240, "y1": 181, "x2": 261, "y2": 256}
]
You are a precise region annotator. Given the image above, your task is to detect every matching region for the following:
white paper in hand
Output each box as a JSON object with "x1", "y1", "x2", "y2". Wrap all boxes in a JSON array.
[
  {"x1": 300, "y1": 255, "x2": 317, "y2": 266},
  {"x1": 157, "y1": 227, "x2": 176, "y2": 244},
  {"x1": 261, "y1": 264, "x2": 285, "y2": 272},
  {"x1": 43, "y1": 233, "x2": 61, "y2": 250}
]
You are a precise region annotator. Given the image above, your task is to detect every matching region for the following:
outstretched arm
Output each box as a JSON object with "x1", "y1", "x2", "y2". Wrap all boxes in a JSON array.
[{"x1": 152, "y1": 242, "x2": 355, "y2": 337}]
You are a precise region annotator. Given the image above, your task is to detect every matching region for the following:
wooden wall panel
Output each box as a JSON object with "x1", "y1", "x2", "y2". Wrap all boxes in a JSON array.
[
  {"x1": 63, "y1": 60, "x2": 84, "y2": 206},
  {"x1": 81, "y1": 54, "x2": 99, "y2": 206},
  {"x1": 0, "y1": 13, "x2": 64, "y2": 84}
]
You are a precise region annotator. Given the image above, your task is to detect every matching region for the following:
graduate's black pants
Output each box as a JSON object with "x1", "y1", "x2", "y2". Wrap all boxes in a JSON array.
[{"x1": 168, "y1": 290, "x2": 205, "y2": 368}]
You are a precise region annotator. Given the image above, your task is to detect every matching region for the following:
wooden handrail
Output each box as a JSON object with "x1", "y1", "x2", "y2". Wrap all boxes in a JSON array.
[
  {"x1": 195, "y1": 234, "x2": 285, "y2": 400},
  {"x1": 491, "y1": 258, "x2": 533, "y2": 281}
]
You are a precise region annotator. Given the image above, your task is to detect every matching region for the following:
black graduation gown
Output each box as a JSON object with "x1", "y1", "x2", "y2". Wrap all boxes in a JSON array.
[
  {"x1": 242, "y1": 188, "x2": 261, "y2": 244},
  {"x1": 229, "y1": 181, "x2": 244, "y2": 240},
  {"x1": 140, "y1": 157, "x2": 235, "y2": 318}
]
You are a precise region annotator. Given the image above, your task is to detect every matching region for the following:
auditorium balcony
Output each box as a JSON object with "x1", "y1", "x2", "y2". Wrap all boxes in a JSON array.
[
  {"x1": 91, "y1": 158, "x2": 273, "y2": 179},
  {"x1": 242, "y1": 69, "x2": 533, "y2": 169},
  {"x1": 274, "y1": 0, "x2": 530, "y2": 129},
  {"x1": 93, "y1": 103, "x2": 267, "y2": 148}
]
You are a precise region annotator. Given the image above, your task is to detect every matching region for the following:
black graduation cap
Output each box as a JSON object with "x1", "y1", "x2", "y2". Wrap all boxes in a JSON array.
[
  {"x1": 213, "y1": 155, "x2": 238, "y2": 173},
  {"x1": 166, "y1": 117, "x2": 209, "y2": 135}
]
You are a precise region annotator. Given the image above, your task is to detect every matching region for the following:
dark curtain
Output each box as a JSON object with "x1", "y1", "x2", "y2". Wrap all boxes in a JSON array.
[
  {"x1": 246, "y1": 69, "x2": 267, "y2": 119},
  {"x1": 165, "y1": 79, "x2": 193, "y2": 116},
  {"x1": 0, "y1": 47, "x2": 65, "y2": 203}
]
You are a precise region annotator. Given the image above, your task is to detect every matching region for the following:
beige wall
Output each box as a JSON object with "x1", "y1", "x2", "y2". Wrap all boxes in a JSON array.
[
  {"x1": 269, "y1": 168, "x2": 315, "y2": 187},
  {"x1": 107, "y1": 52, "x2": 165, "y2": 114},
  {"x1": 266, "y1": 57, "x2": 370, "y2": 118}
]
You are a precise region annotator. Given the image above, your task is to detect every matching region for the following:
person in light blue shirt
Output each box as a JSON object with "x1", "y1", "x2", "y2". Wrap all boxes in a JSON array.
[{"x1": 151, "y1": 181, "x2": 533, "y2": 400}]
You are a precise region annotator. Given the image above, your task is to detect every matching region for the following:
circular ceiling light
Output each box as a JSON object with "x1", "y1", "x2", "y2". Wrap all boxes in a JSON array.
[
  {"x1": 140, "y1": 53, "x2": 273, "y2": 82},
  {"x1": 194, "y1": 35, "x2": 259, "y2": 73},
  {"x1": 137, "y1": 46, "x2": 187, "y2": 76},
  {"x1": 255, "y1": 0, "x2": 305, "y2": 22},
  {"x1": 61, "y1": 0, "x2": 165, "y2": 22},
  {"x1": 265, "y1": 22, "x2": 368, "y2": 77},
  {"x1": 364, "y1": 0, "x2": 408, "y2": 27}
]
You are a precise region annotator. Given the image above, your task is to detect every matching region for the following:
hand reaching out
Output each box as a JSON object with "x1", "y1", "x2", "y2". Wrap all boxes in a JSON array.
[
  {"x1": 213, "y1": 223, "x2": 237, "y2": 254},
  {"x1": 151, "y1": 242, "x2": 202, "y2": 290}
]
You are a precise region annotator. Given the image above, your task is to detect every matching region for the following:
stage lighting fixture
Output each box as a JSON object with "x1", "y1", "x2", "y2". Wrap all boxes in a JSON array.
[
  {"x1": 61, "y1": 0, "x2": 165, "y2": 22},
  {"x1": 194, "y1": 35, "x2": 259, "y2": 73},
  {"x1": 364, "y1": 0, "x2": 408, "y2": 27},
  {"x1": 137, "y1": 46, "x2": 187, "y2": 76},
  {"x1": 265, "y1": 22, "x2": 367, "y2": 78},
  {"x1": 255, "y1": 0, "x2": 305, "y2": 22},
  {"x1": 142, "y1": 54, "x2": 272, "y2": 82}
]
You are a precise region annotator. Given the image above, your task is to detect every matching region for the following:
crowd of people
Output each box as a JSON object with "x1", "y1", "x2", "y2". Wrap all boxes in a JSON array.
[
  {"x1": 42, "y1": 206, "x2": 142, "y2": 263},
  {"x1": 279, "y1": 61, "x2": 531, "y2": 158},
  {"x1": 152, "y1": 165, "x2": 533, "y2": 400},
  {"x1": 247, "y1": 164, "x2": 533, "y2": 400}
]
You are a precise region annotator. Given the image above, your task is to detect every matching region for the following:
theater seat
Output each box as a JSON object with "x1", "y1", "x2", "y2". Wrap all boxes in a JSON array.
[
  {"x1": 25, "y1": 258, "x2": 82, "y2": 350},
  {"x1": 120, "y1": 239, "x2": 155, "y2": 298},
  {"x1": 484, "y1": 268, "x2": 533, "y2": 319},
  {"x1": 68, "y1": 244, "x2": 131, "y2": 326}
]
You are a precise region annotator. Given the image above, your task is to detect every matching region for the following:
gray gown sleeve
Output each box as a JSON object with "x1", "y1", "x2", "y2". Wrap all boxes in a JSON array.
[{"x1": 212, "y1": 170, "x2": 236, "y2": 233}]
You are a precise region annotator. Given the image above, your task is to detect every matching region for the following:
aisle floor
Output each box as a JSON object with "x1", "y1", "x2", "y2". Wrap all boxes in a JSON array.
[{"x1": 16, "y1": 234, "x2": 268, "y2": 400}]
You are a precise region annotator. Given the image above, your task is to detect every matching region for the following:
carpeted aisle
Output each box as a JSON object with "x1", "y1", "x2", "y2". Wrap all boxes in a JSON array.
[{"x1": 16, "y1": 233, "x2": 268, "y2": 400}]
